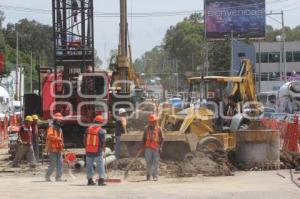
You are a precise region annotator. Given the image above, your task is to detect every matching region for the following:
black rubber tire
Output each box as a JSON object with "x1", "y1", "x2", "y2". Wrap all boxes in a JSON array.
[{"x1": 197, "y1": 136, "x2": 224, "y2": 152}]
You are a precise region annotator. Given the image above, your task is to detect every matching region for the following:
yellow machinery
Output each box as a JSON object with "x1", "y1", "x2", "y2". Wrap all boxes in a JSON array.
[
  {"x1": 109, "y1": 0, "x2": 141, "y2": 94},
  {"x1": 121, "y1": 59, "x2": 259, "y2": 160}
]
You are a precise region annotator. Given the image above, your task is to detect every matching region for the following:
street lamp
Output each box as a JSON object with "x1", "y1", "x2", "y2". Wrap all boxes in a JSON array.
[
  {"x1": 276, "y1": 34, "x2": 285, "y2": 82},
  {"x1": 267, "y1": 11, "x2": 286, "y2": 82}
]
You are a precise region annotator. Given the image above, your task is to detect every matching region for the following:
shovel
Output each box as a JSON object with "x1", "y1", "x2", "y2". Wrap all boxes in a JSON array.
[
  {"x1": 104, "y1": 153, "x2": 122, "y2": 183},
  {"x1": 124, "y1": 147, "x2": 144, "y2": 180}
]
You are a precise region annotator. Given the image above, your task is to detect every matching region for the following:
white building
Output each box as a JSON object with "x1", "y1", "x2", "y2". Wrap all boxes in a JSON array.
[{"x1": 254, "y1": 41, "x2": 300, "y2": 92}]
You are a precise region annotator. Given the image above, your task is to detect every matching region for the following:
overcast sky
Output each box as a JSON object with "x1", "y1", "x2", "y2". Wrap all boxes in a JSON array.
[{"x1": 1, "y1": 0, "x2": 300, "y2": 66}]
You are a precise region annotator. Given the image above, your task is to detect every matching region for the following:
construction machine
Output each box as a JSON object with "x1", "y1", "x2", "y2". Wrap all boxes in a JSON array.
[
  {"x1": 109, "y1": 0, "x2": 144, "y2": 106},
  {"x1": 27, "y1": 0, "x2": 143, "y2": 149},
  {"x1": 121, "y1": 59, "x2": 262, "y2": 161},
  {"x1": 277, "y1": 81, "x2": 300, "y2": 113}
]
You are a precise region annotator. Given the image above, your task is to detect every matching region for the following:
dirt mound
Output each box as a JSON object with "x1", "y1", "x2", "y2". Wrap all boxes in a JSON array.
[
  {"x1": 164, "y1": 150, "x2": 235, "y2": 177},
  {"x1": 280, "y1": 151, "x2": 300, "y2": 170},
  {"x1": 109, "y1": 150, "x2": 235, "y2": 177},
  {"x1": 109, "y1": 158, "x2": 146, "y2": 171}
]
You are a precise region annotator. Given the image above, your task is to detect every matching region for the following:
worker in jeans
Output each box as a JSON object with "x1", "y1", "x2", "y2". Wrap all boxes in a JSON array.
[
  {"x1": 12, "y1": 116, "x2": 37, "y2": 168},
  {"x1": 114, "y1": 108, "x2": 127, "y2": 159},
  {"x1": 85, "y1": 115, "x2": 107, "y2": 186},
  {"x1": 31, "y1": 115, "x2": 39, "y2": 161},
  {"x1": 45, "y1": 113, "x2": 65, "y2": 182},
  {"x1": 143, "y1": 114, "x2": 164, "y2": 181}
]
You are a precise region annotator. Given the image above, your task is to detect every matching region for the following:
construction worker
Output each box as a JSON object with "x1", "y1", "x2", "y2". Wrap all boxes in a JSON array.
[
  {"x1": 143, "y1": 114, "x2": 164, "y2": 181},
  {"x1": 114, "y1": 108, "x2": 128, "y2": 159},
  {"x1": 31, "y1": 115, "x2": 39, "y2": 161},
  {"x1": 12, "y1": 116, "x2": 37, "y2": 168},
  {"x1": 45, "y1": 113, "x2": 65, "y2": 182},
  {"x1": 84, "y1": 115, "x2": 107, "y2": 186}
]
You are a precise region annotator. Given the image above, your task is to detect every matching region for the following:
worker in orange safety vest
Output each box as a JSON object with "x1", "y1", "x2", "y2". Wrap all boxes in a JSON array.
[
  {"x1": 45, "y1": 113, "x2": 65, "y2": 182},
  {"x1": 12, "y1": 115, "x2": 37, "y2": 168},
  {"x1": 84, "y1": 115, "x2": 107, "y2": 186},
  {"x1": 142, "y1": 114, "x2": 164, "y2": 181}
]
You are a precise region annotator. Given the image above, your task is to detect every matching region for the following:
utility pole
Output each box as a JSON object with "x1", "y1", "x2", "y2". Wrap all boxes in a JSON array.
[
  {"x1": 192, "y1": 53, "x2": 194, "y2": 72},
  {"x1": 258, "y1": 41, "x2": 261, "y2": 93},
  {"x1": 267, "y1": 11, "x2": 286, "y2": 82},
  {"x1": 176, "y1": 59, "x2": 179, "y2": 94},
  {"x1": 16, "y1": 31, "x2": 19, "y2": 100},
  {"x1": 281, "y1": 11, "x2": 287, "y2": 82},
  {"x1": 19, "y1": 64, "x2": 23, "y2": 119},
  {"x1": 230, "y1": 30, "x2": 234, "y2": 76},
  {"x1": 30, "y1": 52, "x2": 33, "y2": 93}
]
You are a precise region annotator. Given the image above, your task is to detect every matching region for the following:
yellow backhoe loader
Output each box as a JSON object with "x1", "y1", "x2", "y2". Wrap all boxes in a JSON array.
[{"x1": 121, "y1": 59, "x2": 261, "y2": 161}]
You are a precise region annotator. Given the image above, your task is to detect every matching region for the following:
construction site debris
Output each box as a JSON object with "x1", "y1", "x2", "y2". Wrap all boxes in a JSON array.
[
  {"x1": 280, "y1": 151, "x2": 300, "y2": 170},
  {"x1": 109, "y1": 149, "x2": 235, "y2": 177}
]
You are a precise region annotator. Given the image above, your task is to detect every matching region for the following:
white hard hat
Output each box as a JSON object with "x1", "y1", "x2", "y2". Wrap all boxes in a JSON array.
[{"x1": 118, "y1": 108, "x2": 127, "y2": 114}]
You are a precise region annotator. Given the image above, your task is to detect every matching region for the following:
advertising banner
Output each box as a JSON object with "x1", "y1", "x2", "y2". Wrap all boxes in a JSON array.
[{"x1": 205, "y1": 0, "x2": 266, "y2": 39}]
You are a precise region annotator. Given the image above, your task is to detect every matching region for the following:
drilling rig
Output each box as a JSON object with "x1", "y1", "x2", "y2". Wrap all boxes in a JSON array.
[
  {"x1": 32, "y1": 0, "x2": 142, "y2": 148},
  {"x1": 109, "y1": 0, "x2": 143, "y2": 106}
]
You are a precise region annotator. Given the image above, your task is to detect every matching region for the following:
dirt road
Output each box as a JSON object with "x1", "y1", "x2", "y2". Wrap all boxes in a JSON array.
[{"x1": 0, "y1": 170, "x2": 299, "y2": 199}]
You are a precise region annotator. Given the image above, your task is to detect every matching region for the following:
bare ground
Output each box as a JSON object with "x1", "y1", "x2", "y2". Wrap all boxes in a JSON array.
[
  {"x1": 0, "y1": 170, "x2": 300, "y2": 199},
  {"x1": 1, "y1": 149, "x2": 300, "y2": 199}
]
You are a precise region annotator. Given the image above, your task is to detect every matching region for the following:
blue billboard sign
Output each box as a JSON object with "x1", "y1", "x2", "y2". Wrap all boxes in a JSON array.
[{"x1": 205, "y1": 0, "x2": 266, "y2": 39}]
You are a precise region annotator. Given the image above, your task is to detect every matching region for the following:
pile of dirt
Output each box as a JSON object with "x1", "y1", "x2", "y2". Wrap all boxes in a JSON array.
[
  {"x1": 280, "y1": 151, "x2": 300, "y2": 170},
  {"x1": 109, "y1": 150, "x2": 235, "y2": 177},
  {"x1": 109, "y1": 158, "x2": 146, "y2": 171},
  {"x1": 164, "y1": 150, "x2": 235, "y2": 177}
]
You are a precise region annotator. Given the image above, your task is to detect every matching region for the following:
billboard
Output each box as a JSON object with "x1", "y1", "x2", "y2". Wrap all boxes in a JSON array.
[{"x1": 205, "y1": 0, "x2": 266, "y2": 39}]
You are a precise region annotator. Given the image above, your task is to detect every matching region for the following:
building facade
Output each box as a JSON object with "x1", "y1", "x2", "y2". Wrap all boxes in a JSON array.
[{"x1": 254, "y1": 41, "x2": 300, "y2": 92}]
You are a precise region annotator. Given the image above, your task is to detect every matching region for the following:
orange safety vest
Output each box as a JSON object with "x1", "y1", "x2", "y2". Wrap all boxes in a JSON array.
[
  {"x1": 145, "y1": 126, "x2": 161, "y2": 150},
  {"x1": 46, "y1": 127, "x2": 64, "y2": 152},
  {"x1": 86, "y1": 126, "x2": 101, "y2": 153}
]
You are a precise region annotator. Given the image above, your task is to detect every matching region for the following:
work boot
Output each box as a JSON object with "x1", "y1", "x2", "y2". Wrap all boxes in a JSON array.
[
  {"x1": 98, "y1": 178, "x2": 107, "y2": 186},
  {"x1": 146, "y1": 175, "x2": 150, "y2": 181},
  {"x1": 87, "y1": 178, "x2": 96, "y2": 186},
  {"x1": 45, "y1": 175, "x2": 51, "y2": 182},
  {"x1": 152, "y1": 176, "x2": 158, "y2": 181},
  {"x1": 55, "y1": 177, "x2": 67, "y2": 182}
]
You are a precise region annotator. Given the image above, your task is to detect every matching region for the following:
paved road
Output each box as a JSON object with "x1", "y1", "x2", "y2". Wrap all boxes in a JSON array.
[{"x1": 0, "y1": 170, "x2": 299, "y2": 199}]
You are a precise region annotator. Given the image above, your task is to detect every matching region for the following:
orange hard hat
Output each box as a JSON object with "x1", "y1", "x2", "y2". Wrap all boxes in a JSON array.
[
  {"x1": 94, "y1": 115, "x2": 104, "y2": 123},
  {"x1": 53, "y1": 112, "x2": 63, "y2": 120},
  {"x1": 148, "y1": 114, "x2": 157, "y2": 122}
]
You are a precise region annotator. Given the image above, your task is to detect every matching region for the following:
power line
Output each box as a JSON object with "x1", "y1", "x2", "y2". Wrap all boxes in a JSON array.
[{"x1": 0, "y1": 0, "x2": 297, "y2": 18}]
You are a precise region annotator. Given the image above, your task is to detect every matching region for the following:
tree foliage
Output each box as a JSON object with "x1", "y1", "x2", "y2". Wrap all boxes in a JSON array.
[
  {"x1": 4, "y1": 19, "x2": 53, "y2": 65},
  {"x1": 0, "y1": 13, "x2": 53, "y2": 92},
  {"x1": 135, "y1": 13, "x2": 231, "y2": 91},
  {"x1": 135, "y1": 13, "x2": 300, "y2": 91}
]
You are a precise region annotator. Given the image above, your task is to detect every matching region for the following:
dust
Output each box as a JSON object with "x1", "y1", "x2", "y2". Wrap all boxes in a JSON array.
[
  {"x1": 109, "y1": 149, "x2": 235, "y2": 177},
  {"x1": 128, "y1": 111, "x2": 151, "y2": 131}
]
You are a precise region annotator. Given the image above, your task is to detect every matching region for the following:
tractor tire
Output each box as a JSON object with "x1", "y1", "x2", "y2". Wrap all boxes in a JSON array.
[{"x1": 197, "y1": 136, "x2": 224, "y2": 152}]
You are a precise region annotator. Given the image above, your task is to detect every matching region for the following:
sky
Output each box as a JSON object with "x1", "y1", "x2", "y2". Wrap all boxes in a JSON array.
[{"x1": 1, "y1": 0, "x2": 300, "y2": 66}]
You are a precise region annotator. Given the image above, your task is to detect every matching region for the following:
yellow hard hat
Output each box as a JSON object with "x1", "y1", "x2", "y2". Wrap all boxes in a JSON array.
[
  {"x1": 25, "y1": 115, "x2": 33, "y2": 122},
  {"x1": 32, "y1": 115, "x2": 39, "y2": 120}
]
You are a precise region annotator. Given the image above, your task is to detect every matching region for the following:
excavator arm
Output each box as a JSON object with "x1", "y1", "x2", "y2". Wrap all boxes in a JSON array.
[{"x1": 230, "y1": 59, "x2": 257, "y2": 102}]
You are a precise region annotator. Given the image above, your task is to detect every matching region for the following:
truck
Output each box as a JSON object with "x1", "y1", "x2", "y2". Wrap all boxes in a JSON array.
[{"x1": 276, "y1": 81, "x2": 300, "y2": 113}]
